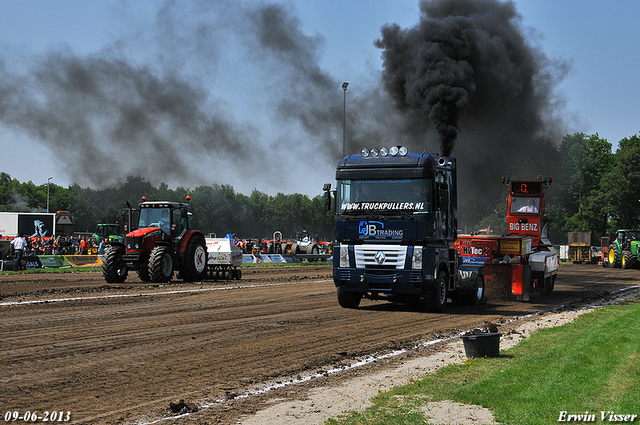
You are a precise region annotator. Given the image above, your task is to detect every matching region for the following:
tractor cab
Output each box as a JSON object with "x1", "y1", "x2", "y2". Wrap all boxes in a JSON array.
[
  {"x1": 504, "y1": 177, "x2": 552, "y2": 249},
  {"x1": 136, "y1": 202, "x2": 188, "y2": 241},
  {"x1": 95, "y1": 222, "x2": 123, "y2": 243}
]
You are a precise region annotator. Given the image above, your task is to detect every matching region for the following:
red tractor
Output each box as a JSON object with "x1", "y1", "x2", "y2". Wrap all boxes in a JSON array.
[{"x1": 102, "y1": 197, "x2": 208, "y2": 283}]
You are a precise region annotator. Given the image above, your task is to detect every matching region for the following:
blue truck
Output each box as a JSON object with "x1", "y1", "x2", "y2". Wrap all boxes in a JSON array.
[{"x1": 323, "y1": 146, "x2": 484, "y2": 312}]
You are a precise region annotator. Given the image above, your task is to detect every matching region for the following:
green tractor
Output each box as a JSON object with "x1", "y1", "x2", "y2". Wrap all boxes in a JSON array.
[
  {"x1": 94, "y1": 222, "x2": 124, "y2": 244},
  {"x1": 607, "y1": 230, "x2": 640, "y2": 269}
]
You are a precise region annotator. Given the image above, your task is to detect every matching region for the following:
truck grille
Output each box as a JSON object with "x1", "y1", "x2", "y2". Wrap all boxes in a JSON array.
[{"x1": 354, "y1": 245, "x2": 407, "y2": 269}]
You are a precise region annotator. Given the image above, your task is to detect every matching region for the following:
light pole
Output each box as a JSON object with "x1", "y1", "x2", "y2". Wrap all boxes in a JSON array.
[
  {"x1": 342, "y1": 82, "x2": 349, "y2": 157},
  {"x1": 47, "y1": 176, "x2": 53, "y2": 213}
]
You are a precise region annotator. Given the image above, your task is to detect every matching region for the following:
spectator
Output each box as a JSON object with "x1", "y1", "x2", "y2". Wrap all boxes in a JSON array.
[
  {"x1": 68, "y1": 236, "x2": 77, "y2": 254},
  {"x1": 54, "y1": 237, "x2": 63, "y2": 255},
  {"x1": 80, "y1": 237, "x2": 88, "y2": 255},
  {"x1": 31, "y1": 238, "x2": 42, "y2": 256},
  {"x1": 46, "y1": 238, "x2": 53, "y2": 255},
  {"x1": 10, "y1": 233, "x2": 27, "y2": 271},
  {"x1": 98, "y1": 238, "x2": 107, "y2": 255}
]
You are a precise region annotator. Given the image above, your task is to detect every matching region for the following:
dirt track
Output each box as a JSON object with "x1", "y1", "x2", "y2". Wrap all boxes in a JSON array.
[{"x1": 1, "y1": 263, "x2": 638, "y2": 424}]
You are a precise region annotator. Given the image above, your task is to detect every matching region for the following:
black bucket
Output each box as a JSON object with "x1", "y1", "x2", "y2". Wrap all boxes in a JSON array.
[{"x1": 461, "y1": 333, "x2": 502, "y2": 358}]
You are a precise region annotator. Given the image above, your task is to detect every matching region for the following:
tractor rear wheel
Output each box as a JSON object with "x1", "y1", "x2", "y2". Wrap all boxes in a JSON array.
[
  {"x1": 102, "y1": 246, "x2": 128, "y2": 283},
  {"x1": 608, "y1": 244, "x2": 621, "y2": 268},
  {"x1": 182, "y1": 235, "x2": 208, "y2": 281},
  {"x1": 149, "y1": 246, "x2": 174, "y2": 283}
]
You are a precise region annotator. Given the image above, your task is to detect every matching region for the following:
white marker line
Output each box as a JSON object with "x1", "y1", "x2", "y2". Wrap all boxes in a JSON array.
[{"x1": 0, "y1": 279, "x2": 334, "y2": 307}]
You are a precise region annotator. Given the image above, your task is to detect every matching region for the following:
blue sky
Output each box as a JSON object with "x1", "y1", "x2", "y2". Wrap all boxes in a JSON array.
[{"x1": 0, "y1": 0, "x2": 638, "y2": 196}]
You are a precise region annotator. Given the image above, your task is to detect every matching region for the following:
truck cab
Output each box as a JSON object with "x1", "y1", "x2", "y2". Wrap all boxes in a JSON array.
[{"x1": 325, "y1": 147, "x2": 483, "y2": 312}]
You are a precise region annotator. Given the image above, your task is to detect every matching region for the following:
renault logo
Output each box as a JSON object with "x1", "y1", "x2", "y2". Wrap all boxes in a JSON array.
[{"x1": 374, "y1": 251, "x2": 386, "y2": 265}]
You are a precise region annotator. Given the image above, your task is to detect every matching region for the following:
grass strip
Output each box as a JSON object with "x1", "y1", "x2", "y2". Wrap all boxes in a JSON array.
[{"x1": 327, "y1": 299, "x2": 640, "y2": 425}]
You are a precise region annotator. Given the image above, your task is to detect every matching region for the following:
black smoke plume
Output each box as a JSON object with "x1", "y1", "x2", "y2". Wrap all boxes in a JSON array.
[
  {"x1": 0, "y1": 1, "x2": 343, "y2": 192},
  {"x1": 375, "y1": 0, "x2": 567, "y2": 158},
  {"x1": 373, "y1": 0, "x2": 568, "y2": 226}
]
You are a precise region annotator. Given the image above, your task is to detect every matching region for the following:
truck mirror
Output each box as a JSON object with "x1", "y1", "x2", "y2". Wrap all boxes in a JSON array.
[
  {"x1": 323, "y1": 183, "x2": 331, "y2": 191},
  {"x1": 324, "y1": 191, "x2": 332, "y2": 211}
]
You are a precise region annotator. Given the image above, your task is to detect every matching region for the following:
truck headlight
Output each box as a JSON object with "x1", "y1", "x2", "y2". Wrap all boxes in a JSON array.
[
  {"x1": 339, "y1": 244, "x2": 350, "y2": 268},
  {"x1": 412, "y1": 246, "x2": 423, "y2": 269}
]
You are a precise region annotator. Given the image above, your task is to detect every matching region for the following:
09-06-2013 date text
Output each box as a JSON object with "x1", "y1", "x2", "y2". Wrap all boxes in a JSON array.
[{"x1": 4, "y1": 411, "x2": 71, "y2": 422}]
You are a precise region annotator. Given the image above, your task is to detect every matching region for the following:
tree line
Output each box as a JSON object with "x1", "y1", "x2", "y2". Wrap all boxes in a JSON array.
[
  {"x1": 476, "y1": 133, "x2": 640, "y2": 244},
  {"x1": 2, "y1": 132, "x2": 640, "y2": 245},
  {"x1": 0, "y1": 175, "x2": 335, "y2": 241}
]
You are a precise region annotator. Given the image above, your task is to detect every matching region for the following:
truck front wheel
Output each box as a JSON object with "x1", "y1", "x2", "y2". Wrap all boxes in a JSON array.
[
  {"x1": 337, "y1": 287, "x2": 361, "y2": 309},
  {"x1": 427, "y1": 271, "x2": 448, "y2": 313},
  {"x1": 102, "y1": 246, "x2": 128, "y2": 283}
]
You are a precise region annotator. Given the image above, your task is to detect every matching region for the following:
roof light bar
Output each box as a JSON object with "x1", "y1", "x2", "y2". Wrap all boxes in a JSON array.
[{"x1": 360, "y1": 146, "x2": 408, "y2": 157}]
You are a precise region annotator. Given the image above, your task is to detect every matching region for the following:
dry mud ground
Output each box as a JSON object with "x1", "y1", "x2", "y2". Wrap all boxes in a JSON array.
[{"x1": 1, "y1": 263, "x2": 639, "y2": 424}]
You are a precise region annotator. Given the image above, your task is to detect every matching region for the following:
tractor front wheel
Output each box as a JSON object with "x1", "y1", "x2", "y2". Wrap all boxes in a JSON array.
[
  {"x1": 149, "y1": 246, "x2": 174, "y2": 283},
  {"x1": 306, "y1": 244, "x2": 319, "y2": 261},
  {"x1": 137, "y1": 267, "x2": 151, "y2": 282},
  {"x1": 623, "y1": 250, "x2": 636, "y2": 269},
  {"x1": 102, "y1": 246, "x2": 128, "y2": 283}
]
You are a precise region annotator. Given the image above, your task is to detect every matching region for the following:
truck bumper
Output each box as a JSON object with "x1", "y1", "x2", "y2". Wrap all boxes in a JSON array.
[{"x1": 334, "y1": 266, "x2": 435, "y2": 295}]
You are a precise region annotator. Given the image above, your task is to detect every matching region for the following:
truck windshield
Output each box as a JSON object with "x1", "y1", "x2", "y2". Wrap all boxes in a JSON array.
[
  {"x1": 510, "y1": 197, "x2": 540, "y2": 214},
  {"x1": 337, "y1": 178, "x2": 431, "y2": 214}
]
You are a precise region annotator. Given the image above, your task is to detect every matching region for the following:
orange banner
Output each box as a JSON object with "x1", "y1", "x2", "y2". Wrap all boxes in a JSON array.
[{"x1": 65, "y1": 255, "x2": 103, "y2": 268}]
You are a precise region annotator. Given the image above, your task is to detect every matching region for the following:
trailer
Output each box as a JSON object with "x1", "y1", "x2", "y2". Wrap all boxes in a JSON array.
[{"x1": 205, "y1": 237, "x2": 243, "y2": 280}]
